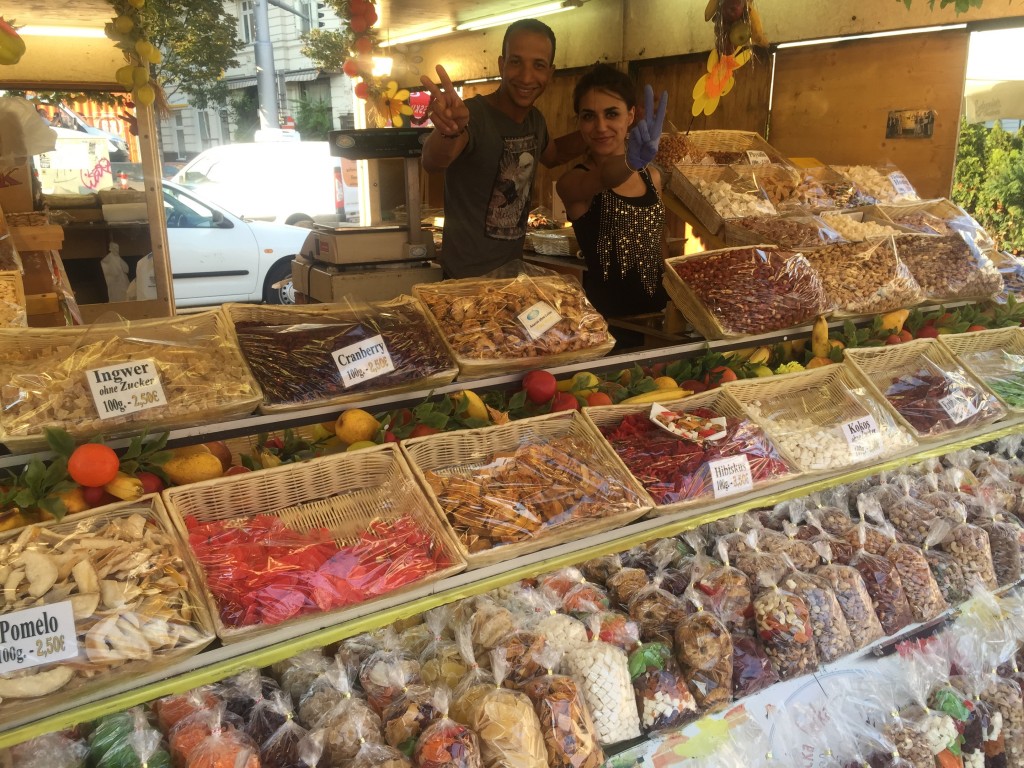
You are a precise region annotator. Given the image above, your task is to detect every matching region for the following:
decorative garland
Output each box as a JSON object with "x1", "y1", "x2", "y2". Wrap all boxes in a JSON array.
[{"x1": 301, "y1": 0, "x2": 412, "y2": 127}]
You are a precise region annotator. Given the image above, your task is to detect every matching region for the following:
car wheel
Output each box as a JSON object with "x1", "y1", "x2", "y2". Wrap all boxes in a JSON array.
[
  {"x1": 285, "y1": 213, "x2": 314, "y2": 226},
  {"x1": 263, "y1": 260, "x2": 296, "y2": 305}
]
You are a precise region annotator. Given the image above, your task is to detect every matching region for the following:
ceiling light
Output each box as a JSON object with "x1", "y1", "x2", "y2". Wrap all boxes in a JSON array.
[
  {"x1": 17, "y1": 25, "x2": 107, "y2": 38},
  {"x1": 378, "y1": 26, "x2": 454, "y2": 47},
  {"x1": 371, "y1": 56, "x2": 394, "y2": 77},
  {"x1": 775, "y1": 23, "x2": 965, "y2": 48},
  {"x1": 455, "y1": 1, "x2": 576, "y2": 32}
]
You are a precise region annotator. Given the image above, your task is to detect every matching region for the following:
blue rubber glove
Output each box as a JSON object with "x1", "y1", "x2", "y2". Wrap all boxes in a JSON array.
[{"x1": 626, "y1": 84, "x2": 669, "y2": 170}]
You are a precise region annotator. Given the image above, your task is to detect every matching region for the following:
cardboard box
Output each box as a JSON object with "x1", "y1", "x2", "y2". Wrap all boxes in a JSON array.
[
  {"x1": 0, "y1": 161, "x2": 34, "y2": 213},
  {"x1": 291, "y1": 255, "x2": 314, "y2": 297},
  {"x1": 314, "y1": 226, "x2": 434, "y2": 265},
  {"x1": 308, "y1": 262, "x2": 442, "y2": 304}
]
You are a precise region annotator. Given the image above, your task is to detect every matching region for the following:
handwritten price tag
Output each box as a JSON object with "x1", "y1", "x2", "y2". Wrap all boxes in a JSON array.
[
  {"x1": 333, "y1": 334, "x2": 395, "y2": 388},
  {"x1": 707, "y1": 455, "x2": 754, "y2": 499},
  {"x1": 888, "y1": 171, "x2": 915, "y2": 198},
  {"x1": 86, "y1": 358, "x2": 167, "y2": 420},
  {"x1": 939, "y1": 391, "x2": 980, "y2": 424},
  {"x1": 746, "y1": 150, "x2": 772, "y2": 166},
  {"x1": 840, "y1": 414, "x2": 882, "y2": 461},
  {"x1": 517, "y1": 301, "x2": 562, "y2": 340},
  {"x1": 0, "y1": 601, "x2": 78, "y2": 674}
]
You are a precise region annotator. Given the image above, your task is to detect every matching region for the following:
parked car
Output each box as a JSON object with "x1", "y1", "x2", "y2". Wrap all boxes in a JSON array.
[
  {"x1": 162, "y1": 180, "x2": 311, "y2": 306},
  {"x1": 172, "y1": 141, "x2": 357, "y2": 225}
]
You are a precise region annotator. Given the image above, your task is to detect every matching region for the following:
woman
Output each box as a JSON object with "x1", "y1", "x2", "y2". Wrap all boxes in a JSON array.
[{"x1": 557, "y1": 65, "x2": 669, "y2": 327}]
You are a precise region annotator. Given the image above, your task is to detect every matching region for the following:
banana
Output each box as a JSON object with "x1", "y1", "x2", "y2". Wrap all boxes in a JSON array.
[
  {"x1": 747, "y1": 346, "x2": 772, "y2": 365},
  {"x1": 810, "y1": 315, "x2": 831, "y2": 359},
  {"x1": 705, "y1": 0, "x2": 719, "y2": 22},
  {"x1": 748, "y1": 4, "x2": 768, "y2": 46},
  {"x1": 103, "y1": 472, "x2": 144, "y2": 501},
  {"x1": 622, "y1": 388, "x2": 692, "y2": 404}
]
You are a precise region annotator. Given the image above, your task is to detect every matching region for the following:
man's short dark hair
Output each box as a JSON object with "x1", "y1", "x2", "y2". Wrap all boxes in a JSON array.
[{"x1": 501, "y1": 19, "x2": 556, "y2": 64}]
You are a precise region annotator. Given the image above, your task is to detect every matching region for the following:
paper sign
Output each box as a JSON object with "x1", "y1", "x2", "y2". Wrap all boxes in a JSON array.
[
  {"x1": 707, "y1": 455, "x2": 754, "y2": 498},
  {"x1": 517, "y1": 301, "x2": 562, "y2": 340},
  {"x1": 649, "y1": 403, "x2": 728, "y2": 445},
  {"x1": 0, "y1": 601, "x2": 79, "y2": 674},
  {"x1": 888, "y1": 171, "x2": 915, "y2": 197},
  {"x1": 332, "y1": 334, "x2": 395, "y2": 388},
  {"x1": 746, "y1": 150, "x2": 772, "y2": 166},
  {"x1": 939, "y1": 390, "x2": 980, "y2": 424},
  {"x1": 86, "y1": 358, "x2": 167, "y2": 419},
  {"x1": 840, "y1": 414, "x2": 882, "y2": 461}
]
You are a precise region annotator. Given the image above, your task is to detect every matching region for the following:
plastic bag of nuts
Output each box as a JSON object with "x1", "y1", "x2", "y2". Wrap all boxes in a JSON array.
[
  {"x1": 804, "y1": 237, "x2": 924, "y2": 315},
  {"x1": 752, "y1": 569, "x2": 819, "y2": 681},
  {"x1": 760, "y1": 522, "x2": 820, "y2": 571},
  {"x1": 921, "y1": 520, "x2": 971, "y2": 608},
  {"x1": 813, "y1": 544, "x2": 884, "y2": 651},
  {"x1": 725, "y1": 214, "x2": 845, "y2": 250},
  {"x1": 730, "y1": 633, "x2": 779, "y2": 698},
  {"x1": 665, "y1": 246, "x2": 829, "y2": 337},
  {"x1": 781, "y1": 568, "x2": 854, "y2": 664},
  {"x1": 877, "y1": 478, "x2": 939, "y2": 548},
  {"x1": 832, "y1": 165, "x2": 920, "y2": 205},
  {"x1": 885, "y1": 541, "x2": 948, "y2": 623},
  {"x1": 673, "y1": 595, "x2": 734, "y2": 711},
  {"x1": 628, "y1": 570, "x2": 688, "y2": 645},
  {"x1": 973, "y1": 507, "x2": 1023, "y2": 587},
  {"x1": 692, "y1": 541, "x2": 755, "y2": 637},
  {"x1": 894, "y1": 233, "x2": 1004, "y2": 302},
  {"x1": 941, "y1": 518, "x2": 998, "y2": 591},
  {"x1": 627, "y1": 641, "x2": 698, "y2": 733},
  {"x1": 848, "y1": 524, "x2": 913, "y2": 636}
]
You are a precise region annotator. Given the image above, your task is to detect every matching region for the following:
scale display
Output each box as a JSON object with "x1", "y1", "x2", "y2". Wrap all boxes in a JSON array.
[{"x1": 329, "y1": 128, "x2": 431, "y2": 159}]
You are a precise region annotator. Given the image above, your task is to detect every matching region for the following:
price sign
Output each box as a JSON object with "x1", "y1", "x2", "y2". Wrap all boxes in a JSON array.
[
  {"x1": 517, "y1": 301, "x2": 562, "y2": 340},
  {"x1": 840, "y1": 414, "x2": 882, "y2": 461},
  {"x1": 0, "y1": 601, "x2": 78, "y2": 674},
  {"x1": 707, "y1": 454, "x2": 754, "y2": 499},
  {"x1": 888, "y1": 171, "x2": 915, "y2": 198},
  {"x1": 939, "y1": 390, "x2": 980, "y2": 424},
  {"x1": 332, "y1": 334, "x2": 395, "y2": 388},
  {"x1": 86, "y1": 359, "x2": 167, "y2": 420},
  {"x1": 746, "y1": 150, "x2": 772, "y2": 166}
]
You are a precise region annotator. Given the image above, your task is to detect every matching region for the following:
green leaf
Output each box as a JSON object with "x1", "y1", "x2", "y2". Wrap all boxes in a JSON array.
[
  {"x1": 44, "y1": 428, "x2": 76, "y2": 459},
  {"x1": 420, "y1": 411, "x2": 449, "y2": 430},
  {"x1": 146, "y1": 450, "x2": 173, "y2": 466},
  {"x1": 23, "y1": 461, "x2": 46, "y2": 494},
  {"x1": 37, "y1": 496, "x2": 67, "y2": 522},
  {"x1": 460, "y1": 417, "x2": 491, "y2": 429},
  {"x1": 43, "y1": 457, "x2": 69, "y2": 488},
  {"x1": 508, "y1": 390, "x2": 529, "y2": 411},
  {"x1": 13, "y1": 489, "x2": 35, "y2": 509},
  {"x1": 121, "y1": 435, "x2": 144, "y2": 462},
  {"x1": 241, "y1": 454, "x2": 259, "y2": 471}
]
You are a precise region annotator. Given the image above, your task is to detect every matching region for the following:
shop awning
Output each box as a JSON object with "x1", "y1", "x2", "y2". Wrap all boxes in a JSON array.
[
  {"x1": 224, "y1": 75, "x2": 258, "y2": 90},
  {"x1": 964, "y1": 79, "x2": 1024, "y2": 123},
  {"x1": 284, "y1": 68, "x2": 321, "y2": 83}
]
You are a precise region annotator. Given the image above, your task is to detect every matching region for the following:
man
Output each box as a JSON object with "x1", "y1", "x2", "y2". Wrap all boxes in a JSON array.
[{"x1": 419, "y1": 19, "x2": 583, "y2": 278}]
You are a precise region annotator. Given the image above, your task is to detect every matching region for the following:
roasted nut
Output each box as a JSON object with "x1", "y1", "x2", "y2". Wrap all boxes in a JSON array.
[
  {"x1": 805, "y1": 238, "x2": 924, "y2": 314},
  {"x1": 895, "y1": 234, "x2": 1003, "y2": 300}
]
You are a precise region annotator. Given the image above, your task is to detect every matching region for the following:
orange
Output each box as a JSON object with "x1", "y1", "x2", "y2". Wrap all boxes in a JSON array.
[{"x1": 67, "y1": 443, "x2": 120, "y2": 488}]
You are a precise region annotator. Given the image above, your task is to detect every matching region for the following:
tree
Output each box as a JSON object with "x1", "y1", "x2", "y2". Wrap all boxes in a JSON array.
[
  {"x1": 294, "y1": 95, "x2": 334, "y2": 140},
  {"x1": 138, "y1": 0, "x2": 245, "y2": 109},
  {"x1": 230, "y1": 90, "x2": 259, "y2": 142}
]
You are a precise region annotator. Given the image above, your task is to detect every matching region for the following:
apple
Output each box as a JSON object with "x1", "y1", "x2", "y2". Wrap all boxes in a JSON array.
[
  {"x1": 967, "y1": 324, "x2": 988, "y2": 332},
  {"x1": 204, "y1": 441, "x2": 233, "y2": 473},
  {"x1": 224, "y1": 465, "x2": 252, "y2": 476},
  {"x1": 551, "y1": 392, "x2": 580, "y2": 412},
  {"x1": 81, "y1": 485, "x2": 118, "y2": 508},
  {"x1": 885, "y1": 334, "x2": 903, "y2": 345},
  {"x1": 136, "y1": 471, "x2": 165, "y2": 495},
  {"x1": 383, "y1": 431, "x2": 399, "y2": 443},
  {"x1": 916, "y1": 325, "x2": 939, "y2": 339},
  {"x1": 409, "y1": 424, "x2": 441, "y2": 438},
  {"x1": 522, "y1": 369, "x2": 557, "y2": 405}
]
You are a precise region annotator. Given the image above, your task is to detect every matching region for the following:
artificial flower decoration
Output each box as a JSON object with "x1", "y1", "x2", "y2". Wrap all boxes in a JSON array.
[
  {"x1": 691, "y1": 47, "x2": 751, "y2": 117},
  {"x1": 382, "y1": 80, "x2": 413, "y2": 126}
]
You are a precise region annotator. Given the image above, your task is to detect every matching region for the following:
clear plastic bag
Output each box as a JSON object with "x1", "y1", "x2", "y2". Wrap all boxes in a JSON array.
[
  {"x1": 563, "y1": 618, "x2": 641, "y2": 744},
  {"x1": 886, "y1": 542, "x2": 948, "y2": 623},
  {"x1": 958, "y1": 349, "x2": 1024, "y2": 411},
  {"x1": 673, "y1": 600, "x2": 734, "y2": 711},
  {"x1": 605, "y1": 567, "x2": 649, "y2": 610},
  {"x1": 730, "y1": 633, "x2": 779, "y2": 698},
  {"x1": 169, "y1": 705, "x2": 245, "y2": 768},
  {"x1": 413, "y1": 689, "x2": 482, "y2": 768},
  {"x1": 154, "y1": 688, "x2": 221, "y2": 734},
  {"x1": 894, "y1": 232, "x2": 1004, "y2": 301},
  {"x1": 349, "y1": 740, "x2": 413, "y2": 768},
  {"x1": 217, "y1": 668, "x2": 281, "y2": 721},
  {"x1": 976, "y1": 513, "x2": 1023, "y2": 587},
  {"x1": 686, "y1": 166, "x2": 778, "y2": 219},
  {"x1": 805, "y1": 237, "x2": 924, "y2": 315},
  {"x1": 941, "y1": 520, "x2": 998, "y2": 592},
  {"x1": 921, "y1": 519, "x2": 972, "y2": 608},
  {"x1": 359, "y1": 631, "x2": 423, "y2": 715},
  {"x1": 627, "y1": 555, "x2": 688, "y2": 644},
  {"x1": 496, "y1": 630, "x2": 548, "y2": 690},
  {"x1": 89, "y1": 707, "x2": 170, "y2": 768},
  {"x1": 590, "y1": 611, "x2": 641, "y2": 653},
  {"x1": 782, "y1": 568, "x2": 854, "y2": 663},
  {"x1": 316, "y1": 693, "x2": 385, "y2": 766},
  {"x1": 849, "y1": 523, "x2": 913, "y2": 635},
  {"x1": 833, "y1": 165, "x2": 920, "y2": 204},
  {"x1": 245, "y1": 690, "x2": 296, "y2": 750},
  {"x1": 813, "y1": 549, "x2": 885, "y2": 651},
  {"x1": 297, "y1": 658, "x2": 361, "y2": 729},
  {"x1": 693, "y1": 540, "x2": 754, "y2": 637},
  {"x1": 746, "y1": 163, "x2": 834, "y2": 211},
  {"x1": 382, "y1": 673, "x2": 441, "y2": 755},
  {"x1": 420, "y1": 606, "x2": 467, "y2": 691},
  {"x1": 578, "y1": 553, "x2": 622, "y2": 585},
  {"x1": 464, "y1": 596, "x2": 517, "y2": 656},
  {"x1": 627, "y1": 641, "x2": 697, "y2": 732},
  {"x1": 668, "y1": 245, "x2": 828, "y2": 336},
  {"x1": 11, "y1": 732, "x2": 89, "y2": 768},
  {"x1": 259, "y1": 719, "x2": 308, "y2": 768},
  {"x1": 760, "y1": 523, "x2": 819, "y2": 571},
  {"x1": 414, "y1": 262, "x2": 613, "y2": 362},
  {"x1": 729, "y1": 213, "x2": 845, "y2": 249},
  {"x1": 272, "y1": 650, "x2": 331, "y2": 708}
]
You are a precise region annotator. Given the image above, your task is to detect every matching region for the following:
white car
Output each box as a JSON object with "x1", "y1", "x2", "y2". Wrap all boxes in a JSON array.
[{"x1": 163, "y1": 181, "x2": 311, "y2": 306}]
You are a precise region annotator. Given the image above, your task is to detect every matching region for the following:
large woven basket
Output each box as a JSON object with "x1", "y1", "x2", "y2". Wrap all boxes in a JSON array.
[
  {"x1": 843, "y1": 338, "x2": 1008, "y2": 442},
  {"x1": 671, "y1": 130, "x2": 788, "y2": 166},
  {"x1": 527, "y1": 229, "x2": 580, "y2": 257},
  {"x1": 723, "y1": 364, "x2": 918, "y2": 473},
  {"x1": 939, "y1": 327, "x2": 1024, "y2": 414},
  {"x1": 0, "y1": 496, "x2": 216, "y2": 725},
  {"x1": 879, "y1": 198, "x2": 995, "y2": 247},
  {"x1": 162, "y1": 443, "x2": 466, "y2": 643},
  {"x1": 817, "y1": 206, "x2": 911, "y2": 242},
  {"x1": 0, "y1": 269, "x2": 26, "y2": 328},
  {"x1": 412, "y1": 275, "x2": 615, "y2": 379},
  {"x1": 582, "y1": 388, "x2": 799, "y2": 517},
  {"x1": 222, "y1": 297, "x2": 458, "y2": 414},
  {"x1": 721, "y1": 213, "x2": 843, "y2": 250},
  {"x1": 0, "y1": 311, "x2": 263, "y2": 451},
  {"x1": 400, "y1": 410, "x2": 653, "y2": 569},
  {"x1": 668, "y1": 164, "x2": 762, "y2": 236}
]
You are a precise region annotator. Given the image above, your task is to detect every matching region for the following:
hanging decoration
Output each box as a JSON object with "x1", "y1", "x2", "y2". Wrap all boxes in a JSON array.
[
  {"x1": 0, "y1": 18, "x2": 26, "y2": 66},
  {"x1": 105, "y1": 0, "x2": 167, "y2": 112},
  {"x1": 302, "y1": 0, "x2": 413, "y2": 127},
  {"x1": 691, "y1": 0, "x2": 767, "y2": 118}
]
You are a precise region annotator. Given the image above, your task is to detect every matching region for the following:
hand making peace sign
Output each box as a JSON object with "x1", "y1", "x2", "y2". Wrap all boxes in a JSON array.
[
  {"x1": 626, "y1": 84, "x2": 668, "y2": 171},
  {"x1": 419, "y1": 64, "x2": 471, "y2": 138}
]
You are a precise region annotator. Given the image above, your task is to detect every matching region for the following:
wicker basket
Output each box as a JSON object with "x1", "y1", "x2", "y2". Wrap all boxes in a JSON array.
[
  {"x1": 162, "y1": 443, "x2": 466, "y2": 642},
  {"x1": 0, "y1": 310, "x2": 263, "y2": 451},
  {"x1": 582, "y1": 388, "x2": 799, "y2": 517},
  {"x1": 412, "y1": 275, "x2": 615, "y2": 379},
  {"x1": 721, "y1": 213, "x2": 843, "y2": 250},
  {"x1": 843, "y1": 338, "x2": 1008, "y2": 442},
  {"x1": 878, "y1": 199, "x2": 995, "y2": 246},
  {"x1": 669, "y1": 165, "x2": 738, "y2": 236},
  {"x1": 723, "y1": 365, "x2": 918, "y2": 473},
  {"x1": 671, "y1": 130, "x2": 788, "y2": 166},
  {"x1": 663, "y1": 246, "x2": 828, "y2": 341},
  {"x1": 222, "y1": 298, "x2": 458, "y2": 414},
  {"x1": 0, "y1": 496, "x2": 216, "y2": 725},
  {"x1": 939, "y1": 327, "x2": 1024, "y2": 413},
  {"x1": 817, "y1": 206, "x2": 912, "y2": 242},
  {"x1": 400, "y1": 410, "x2": 652, "y2": 569},
  {"x1": 0, "y1": 269, "x2": 26, "y2": 328},
  {"x1": 527, "y1": 229, "x2": 580, "y2": 257}
]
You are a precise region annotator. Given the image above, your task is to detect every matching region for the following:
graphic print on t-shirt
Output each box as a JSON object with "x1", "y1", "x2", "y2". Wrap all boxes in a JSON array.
[{"x1": 485, "y1": 135, "x2": 539, "y2": 240}]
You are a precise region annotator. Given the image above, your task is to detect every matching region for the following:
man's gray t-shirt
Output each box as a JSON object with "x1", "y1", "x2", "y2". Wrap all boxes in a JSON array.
[{"x1": 440, "y1": 95, "x2": 549, "y2": 278}]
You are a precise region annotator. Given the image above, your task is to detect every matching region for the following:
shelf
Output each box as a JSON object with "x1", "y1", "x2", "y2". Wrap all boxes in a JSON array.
[{"x1": 1, "y1": 414, "x2": 1022, "y2": 750}]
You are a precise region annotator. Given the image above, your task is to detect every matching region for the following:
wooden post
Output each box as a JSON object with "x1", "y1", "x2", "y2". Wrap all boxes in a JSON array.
[{"x1": 136, "y1": 99, "x2": 175, "y2": 316}]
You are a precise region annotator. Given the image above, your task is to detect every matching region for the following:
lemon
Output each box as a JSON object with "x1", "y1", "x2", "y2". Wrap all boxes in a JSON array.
[
  {"x1": 113, "y1": 15, "x2": 134, "y2": 34},
  {"x1": 135, "y1": 39, "x2": 155, "y2": 59},
  {"x1": 454, "y1": 390, "x2": 488, "y2": 421},
  {"x1": 570, "y1": 371, "x2": 600, "y2": 395},
  {"x1": 115, "y1": 65, "x2": 136, "y2": 87},
  {"x1": 346, "y1": 440, "x2": 377, "y2": 452},
  {"x1": 335, "y1": 408, "x2": 380, "y2": 445},
  {"x1": 134, "y1": 84, "x2": 156, "y2": 106},
  {"x1": 752, "y1": 365, "x2": 774, "y2": 377},
  {"x1": 653, "y1": 376, "x2": 678, "y2": 390},
  {"x1": 132, "y1": 66, "x2": 150, "y2": 87}
]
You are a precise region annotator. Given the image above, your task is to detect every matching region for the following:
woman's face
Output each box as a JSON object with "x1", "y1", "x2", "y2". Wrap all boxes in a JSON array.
[{"x1": 577, "y1": 87, "x2": 634, "y2": 158}]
